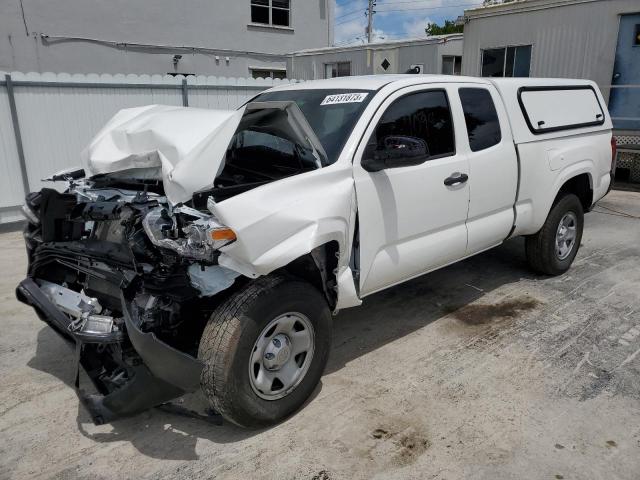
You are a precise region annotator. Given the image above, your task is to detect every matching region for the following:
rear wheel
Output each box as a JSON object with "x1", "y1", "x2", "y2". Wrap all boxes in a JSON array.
[
  {"x1": 525, "y1": 193, "x2": 584, "y2": 275},
  {"x1": 198, "y1": 275, "x2": 332, "y2": 428}
]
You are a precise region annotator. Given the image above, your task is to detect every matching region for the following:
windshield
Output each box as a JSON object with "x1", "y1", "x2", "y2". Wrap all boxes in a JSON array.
[
  {"x1": 251, "y1": 89, "x2": 375, "y2": 165},
  {"x1": 207, "y1": 89, "x2": 375, "y2": 203}
]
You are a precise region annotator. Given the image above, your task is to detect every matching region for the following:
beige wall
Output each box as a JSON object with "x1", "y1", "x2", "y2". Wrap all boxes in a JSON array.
[{"x1": 0, "y1": 0, "x2": 334, "y2": 76}]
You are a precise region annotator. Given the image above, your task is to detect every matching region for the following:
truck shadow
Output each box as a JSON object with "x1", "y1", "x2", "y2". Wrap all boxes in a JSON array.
[
  {"x1": 326, "y1": 237, "x2": 534, "y2": 374},
  {"x1": 27, "y1": 327, "x2": 262, "y2": 460},
  {"x1": 26, "y1": 237, "x2": 534, "y2": 459}
]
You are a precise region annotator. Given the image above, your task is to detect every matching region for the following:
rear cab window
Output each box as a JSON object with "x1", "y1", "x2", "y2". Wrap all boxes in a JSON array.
[
  {"x1": 518, "y1": 86, "x2": 605, "y2": 134},
  {"x1": 459, "y1": 88, "x2": 502, "y2": 151},
  {"x1": 371, "y1": 90, "x2": 456, "y2": 159}
]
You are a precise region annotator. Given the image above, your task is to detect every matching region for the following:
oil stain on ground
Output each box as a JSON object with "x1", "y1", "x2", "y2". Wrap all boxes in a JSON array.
[
  {"x1": 394, "y1": 432, "x2": 431, "y2": 466},
  {"x1": 311, "y1": 470, "x2": 332, "y2": 480},
  {"x1": 370, "y1": 426, "x2": 431, "y2": 466},
  {"x1": 445, "y1": 297, "x2": 540, "y2": 326}
]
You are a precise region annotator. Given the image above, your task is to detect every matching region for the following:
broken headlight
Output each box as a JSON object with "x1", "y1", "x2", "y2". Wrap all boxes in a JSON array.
[{"x1": 142, "y1": 206, "x2": 236, "y2": 262}]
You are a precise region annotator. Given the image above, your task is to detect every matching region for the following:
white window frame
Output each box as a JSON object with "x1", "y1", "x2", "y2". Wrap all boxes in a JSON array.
[
  {"x1": 249, "y1": 67, "x2": 287, "y2": 79},
  {"x1": 324, "y1": 61, "x2": 351, "y2": 78},
  {"x1": 479, "y1": 44, "x2": 533, "y2": 77},
  {"x1": 250, "y1": 0, "x2": 291, "y2": 28},
  {"x1": 442, "y1": 55, "x2": 462, "y2": 75}
]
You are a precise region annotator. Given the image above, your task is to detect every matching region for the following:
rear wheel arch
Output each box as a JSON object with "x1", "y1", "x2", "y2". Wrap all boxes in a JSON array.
[{"x1": 554, "y1": 172, "x2": 593, "y2": 212}]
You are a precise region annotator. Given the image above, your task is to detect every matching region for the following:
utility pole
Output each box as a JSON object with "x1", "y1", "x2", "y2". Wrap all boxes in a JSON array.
[{"x1": 366, "y1": 0, "x2": 376, "y2": 43}]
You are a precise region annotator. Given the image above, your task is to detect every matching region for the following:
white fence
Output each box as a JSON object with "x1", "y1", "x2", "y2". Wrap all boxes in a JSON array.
[{"x1": 0, "y1": 71, "x2": 299, "y2": 225}]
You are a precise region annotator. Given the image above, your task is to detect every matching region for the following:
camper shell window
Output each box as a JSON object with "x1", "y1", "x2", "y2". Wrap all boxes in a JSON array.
[{"x1": 517, "y1": 85, "x2": 605, "y2": 134}]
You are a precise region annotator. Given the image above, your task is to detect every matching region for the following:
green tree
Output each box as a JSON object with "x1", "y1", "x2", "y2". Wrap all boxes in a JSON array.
[{"x1": 425, "y1": 19, "x2": 463, "y2": 36}]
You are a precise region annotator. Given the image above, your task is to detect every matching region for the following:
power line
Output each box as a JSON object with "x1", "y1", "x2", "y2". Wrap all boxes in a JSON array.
[
  {"x1": 335, "y1": 6, "x2": 366, "y2": 20},
  {"x1": 333, "y1": 35, "x2": 367, "y2": 47},
  {"x1": 377, "y1": 0, "x2": 478, "y2": 5},
  {"x1": 336, "y1": 1, "x2": 480, "y2": 20},
  {"x1": 375, "y1": 2, "x2": 480, "y2": 13},
  {"x1": 334, "y1": 0, "x2": 479, "y2": 44},
  {"x1": 336, "y1": 15, "x2": 366, "y2": 26},
  {"x1": 335, "y1": 1, "x2": 481, "y2": 25}
]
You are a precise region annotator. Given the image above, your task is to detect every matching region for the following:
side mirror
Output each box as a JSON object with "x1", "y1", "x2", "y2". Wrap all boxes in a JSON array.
[{"x1": 361, "y1": 136, "x2": 430, "y2": 172}]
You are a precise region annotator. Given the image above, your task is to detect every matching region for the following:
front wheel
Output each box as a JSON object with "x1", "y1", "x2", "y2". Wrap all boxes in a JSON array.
[
  {"x1": 198, "y1": 275, "x2": 332, "y2": 428},
  {"x1": 525, "y1": 193, "x2": 584, "y2": 275}
]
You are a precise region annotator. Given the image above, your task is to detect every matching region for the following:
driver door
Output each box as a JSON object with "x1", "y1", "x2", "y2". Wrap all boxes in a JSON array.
[{"x1": 353, "y1": 85, "x2": 470, "y2": 296}]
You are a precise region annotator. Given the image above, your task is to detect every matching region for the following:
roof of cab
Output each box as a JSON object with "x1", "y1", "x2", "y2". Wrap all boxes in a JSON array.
[{"x1": 267, "y1": 74, "x2": 491, "y2": 92}]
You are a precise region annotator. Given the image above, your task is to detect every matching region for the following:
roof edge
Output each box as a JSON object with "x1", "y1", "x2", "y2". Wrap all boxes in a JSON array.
[
  {"x1": 464, "y1": 0, "x2": 603, "y2": 19},
  {"x1": 288, "y1": 33, "x2": 463, "y2": 57}
]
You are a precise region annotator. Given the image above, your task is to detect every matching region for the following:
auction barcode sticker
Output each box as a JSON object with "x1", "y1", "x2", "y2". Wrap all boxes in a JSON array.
[{"x1": 320, "y1": 93, "x2": 369, "y2": 105}]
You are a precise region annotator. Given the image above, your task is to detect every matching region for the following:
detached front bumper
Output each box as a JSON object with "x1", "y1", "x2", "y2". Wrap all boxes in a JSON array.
[{"x1": 16, "y1": 277, "x2": 204, "y2": 424}]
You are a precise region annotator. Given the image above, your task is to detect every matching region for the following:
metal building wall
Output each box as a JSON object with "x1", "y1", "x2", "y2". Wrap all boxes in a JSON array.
[
  {"x1": 461, "y1": 0, "x2": 640, "y2": 91},
  {"x1": 288, "y1": 36, "x2": 463, "y2": 80},
  {"x1": 0, "y1": 72, "x2": 299, "y2": 225},
  {"x1": 287, "y1": 49, "x2": 371, "y2": 80},
  {"x1": 396, "y1": 38, "x2": 464, "y2": 75},
  {"x1": 0, "y1": 82, "x2": 24, "y2": 224}
]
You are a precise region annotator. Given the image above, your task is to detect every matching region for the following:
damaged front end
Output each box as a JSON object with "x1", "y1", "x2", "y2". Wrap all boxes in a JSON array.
[
  {"x1": 16, "y1": 182, "x2": 240, "y2": 424},
  {"x1": 16, "y1": 94, "x2": 366, "y2": 424}
]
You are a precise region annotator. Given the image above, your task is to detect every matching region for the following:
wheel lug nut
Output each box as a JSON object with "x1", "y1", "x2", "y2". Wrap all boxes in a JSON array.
[
  {"x1": 265, "y1": 352, "x2": 275, "y2": 360},
  {"x1": 273, "y1": 338, "x2": 281, "y2": 347}
]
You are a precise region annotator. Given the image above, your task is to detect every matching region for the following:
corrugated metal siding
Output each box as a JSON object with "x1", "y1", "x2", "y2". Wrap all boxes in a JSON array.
[
  {"x1": 0, "y1": 72, "x2": 299, "y2": 223},
  {"x1": 397, "y1": 44, "x2": 438, "y2": 73},
  {"x1": 373, "y1": 49, "x2": 400, "y2": 75},
  {"x1": 437, "y1": 39, "x2": 465, "y2": 74},
  {"x1": 0, "y1": 84, "x2": 24, "y2": 223},
  {"x1": 288, "y1": 50, "x2": 370, "y2": 80},
  {"x1": 462, "y1": 0, "x2": 640, "y2": 91},
  {"x1": 396, "y1": 39, "x2": 464, "y2": 74},
  {"x1": 288, "y1": 38, "x2": 463, "y2": 79},
  {"x1": 12, "y1": 74, "x2": 185, "y2": 193},
  {"x1": 0, "y1": 85, "x2": 23, "y2": 206}
]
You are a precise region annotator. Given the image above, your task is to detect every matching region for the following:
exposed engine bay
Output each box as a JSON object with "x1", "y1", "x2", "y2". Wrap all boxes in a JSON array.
[{"x1": 17, "y1": 179, "x2": 246, "y2": 423}]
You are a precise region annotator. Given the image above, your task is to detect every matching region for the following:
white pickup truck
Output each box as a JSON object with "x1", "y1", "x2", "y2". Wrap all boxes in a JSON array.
[{"x1": 16, "y1": 75, "x2": 615, "y2": 427}]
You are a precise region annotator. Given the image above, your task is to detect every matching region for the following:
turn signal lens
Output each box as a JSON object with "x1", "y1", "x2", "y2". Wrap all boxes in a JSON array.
[{"x1": 209, "y1": 228, "x2": 236, "y2": 242}]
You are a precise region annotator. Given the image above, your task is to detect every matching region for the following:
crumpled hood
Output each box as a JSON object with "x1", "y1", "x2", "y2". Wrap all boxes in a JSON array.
[{"x1": 81, "y1": 105, "x2": 244, "y2": 204}]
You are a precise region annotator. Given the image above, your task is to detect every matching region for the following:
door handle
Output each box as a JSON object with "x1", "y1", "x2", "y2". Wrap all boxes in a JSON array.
[{"x1": 444, "y1": 172, "x2": 468, "y2": 186}]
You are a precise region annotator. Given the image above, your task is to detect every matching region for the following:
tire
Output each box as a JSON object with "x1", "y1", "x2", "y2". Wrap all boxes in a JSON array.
[
  {"x1": 525, "y1": 193, "x2": 584, "y2": 275},
  {"x1": 198, "y1": 274, "x2": 332, "y2": 428}
]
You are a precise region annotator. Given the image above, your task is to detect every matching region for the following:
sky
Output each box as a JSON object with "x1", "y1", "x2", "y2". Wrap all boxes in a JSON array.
[{"x1": 334, "y1": 0, "x2": 485, "y2": 46}]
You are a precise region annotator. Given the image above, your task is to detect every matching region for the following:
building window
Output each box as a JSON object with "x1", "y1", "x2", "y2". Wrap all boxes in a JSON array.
[
  {"x1": 442, "y1": 56, "x2": 462, "y2": 75},
  {"x1": 251, "y1": 68, "x2": 287, "y2": 79},
  {"x1": 635, "y1": 24, "x2": 640, "y2": 46},
  {"x1": 251, "y1": 0, "x2": 290, "y2": 27},
  {"x1": 481, "y1": 45, "x2": 531, "y2": 77},
  {"x1": 459, "y1": 88, "x2": 502, "y2": 152},
  {"x1": 324, "y1": 62, "x2": 351, "y2": 78}
]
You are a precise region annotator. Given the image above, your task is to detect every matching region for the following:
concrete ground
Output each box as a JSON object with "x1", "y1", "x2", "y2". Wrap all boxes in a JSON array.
[{"x1": 1, "y1": 190, "x2": 640, "y2": 480}]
